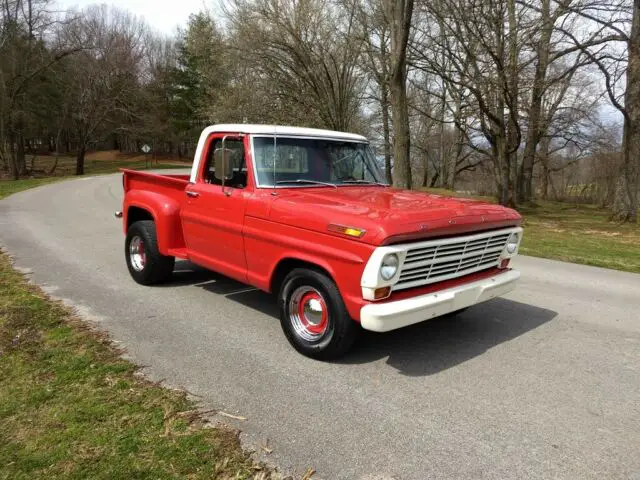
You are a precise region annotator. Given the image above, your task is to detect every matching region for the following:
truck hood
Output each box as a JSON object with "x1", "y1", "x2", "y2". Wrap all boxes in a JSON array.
[{"x1": 268, "y1": 187, "x2": 522, "y2": 245}]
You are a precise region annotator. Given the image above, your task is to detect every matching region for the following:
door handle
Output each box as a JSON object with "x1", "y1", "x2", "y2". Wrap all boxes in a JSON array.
[{"x1": 186, "y1": 190, "x2": 200, "y2": 198}]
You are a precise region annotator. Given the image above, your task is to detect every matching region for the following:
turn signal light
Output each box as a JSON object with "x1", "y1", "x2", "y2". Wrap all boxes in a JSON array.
[
  {"x1": 327, "y1": 224, "x2": 366, "y2": 238},
  {"x1": 499, "y1": 258, "x2": 510, "y2": 269},
  {"x1": 374, "y1": 287, "x2": 391, "y2": 300}
]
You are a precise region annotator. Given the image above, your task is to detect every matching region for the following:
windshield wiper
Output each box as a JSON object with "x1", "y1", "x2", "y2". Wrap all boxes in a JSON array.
[
  {"x1": 341, "y1": 180, "x2": 388, "y2": 187},
  {"x1": 276, "y1": 179, "x2": 337, "y2": 189}
]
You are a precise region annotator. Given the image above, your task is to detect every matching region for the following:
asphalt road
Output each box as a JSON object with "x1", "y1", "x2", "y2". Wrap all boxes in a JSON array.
[{"x1": 1, "y1": 174, "x2": 639, "y2": 480}]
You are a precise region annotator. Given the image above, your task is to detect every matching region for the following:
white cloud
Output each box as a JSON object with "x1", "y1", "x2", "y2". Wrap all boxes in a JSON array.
[{"x1": 56, "y1": 0, "x2": 208, "y2": 34}]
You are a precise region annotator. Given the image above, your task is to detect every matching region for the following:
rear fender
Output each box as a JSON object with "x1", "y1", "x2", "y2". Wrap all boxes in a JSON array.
[{"x1": 124, "y1": 190, "x2": 185, "y2": 254}]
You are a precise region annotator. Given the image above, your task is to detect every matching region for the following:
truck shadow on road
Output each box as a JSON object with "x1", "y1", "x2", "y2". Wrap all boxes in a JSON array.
[
  {"x1": 340, "y1": 299, "x2": 558, "y2": 376},
  {"x1": 166, "y1": 261, "x2": 557, "y2": 376},
  {"x1": 164, "y1": 261, "x2": 280, "y2": 318}
]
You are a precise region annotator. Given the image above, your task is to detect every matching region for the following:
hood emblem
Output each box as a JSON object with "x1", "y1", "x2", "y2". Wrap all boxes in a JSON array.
[
  {"x1": 420, "y1": 224, "x2": 428, "y2": 230},
  {"x1": 449, "y1": 219, "x2": 457, "y2": 225}
]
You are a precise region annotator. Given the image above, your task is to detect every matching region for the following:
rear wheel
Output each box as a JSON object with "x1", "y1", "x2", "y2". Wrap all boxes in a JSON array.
[
  {"x1": 125, "y1": 220, "x2": 174, "y2": 285},
  {"x1": 279, "y1": 268, "x2": 359, "y2": 360}
]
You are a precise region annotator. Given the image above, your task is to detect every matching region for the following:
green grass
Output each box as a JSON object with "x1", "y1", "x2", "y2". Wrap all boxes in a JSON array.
[
  {"x1": 519, "y1": 202, "x2": 640, "y2": 273},
  {"x1": 424, "y1": 188, "x2": 640, "y2": 274},
  {"x1": 0, "y1": 252, "x2": 279, "y2": 479}
]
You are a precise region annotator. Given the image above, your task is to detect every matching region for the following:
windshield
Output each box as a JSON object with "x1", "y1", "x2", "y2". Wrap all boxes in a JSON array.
[{"x1": 252, "y1": 136, "x2": 386, "y2": 187}]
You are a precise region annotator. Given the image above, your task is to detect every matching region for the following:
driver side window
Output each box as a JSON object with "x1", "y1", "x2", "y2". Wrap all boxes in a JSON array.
[{"x1": 204, "y1": 137, "x2": 247, "y2": 189}]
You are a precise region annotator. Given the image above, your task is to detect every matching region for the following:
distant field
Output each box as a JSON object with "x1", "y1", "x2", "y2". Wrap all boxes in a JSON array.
[
  {"x1": 0, "y1": 152, "x2": 189, "y2": 200},
  {"x1": 26, "y1": 150, "x2": 189, "y2": 175},
  {"x1": 424, "y1": 188, "x2": 640, "y2": 274}
]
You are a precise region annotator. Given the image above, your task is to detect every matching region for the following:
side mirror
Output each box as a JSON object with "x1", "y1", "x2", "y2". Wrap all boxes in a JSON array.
[{"x1": 213, "y1": 148, "x2": 233, "y2": 181}]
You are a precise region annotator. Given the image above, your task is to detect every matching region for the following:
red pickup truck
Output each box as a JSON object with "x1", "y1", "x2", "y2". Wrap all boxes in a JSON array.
[{"x1": 119, "y1": 124, "x2": 522, "y2": 359}]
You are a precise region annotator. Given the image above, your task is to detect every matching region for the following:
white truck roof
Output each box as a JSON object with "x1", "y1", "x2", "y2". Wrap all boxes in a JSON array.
[{"x1": 203, "y1": 124, "x2": 368, "y2": 142}]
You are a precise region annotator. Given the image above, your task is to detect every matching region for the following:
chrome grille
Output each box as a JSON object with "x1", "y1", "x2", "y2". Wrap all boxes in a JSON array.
[{"x1": 394, "y1": 229, "x2": 513, "y2": 291}]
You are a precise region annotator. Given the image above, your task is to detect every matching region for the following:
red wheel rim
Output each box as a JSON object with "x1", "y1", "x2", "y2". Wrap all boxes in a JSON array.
[
  {"x1": 289, "y1": 287, "x2": 329, "y2": 341},
  {"x1": 297, "y1": 291, "x2": 328, "y2": 334}
]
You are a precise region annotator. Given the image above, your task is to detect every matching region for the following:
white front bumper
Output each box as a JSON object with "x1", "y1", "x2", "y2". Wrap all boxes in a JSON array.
[{"x1": 360, "y1": 270, "x2": 520, "y2": 332}]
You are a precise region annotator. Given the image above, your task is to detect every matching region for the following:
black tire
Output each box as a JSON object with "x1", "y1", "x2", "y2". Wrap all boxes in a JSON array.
[
  {"x1": 125, "y1": 220, "x2": 175, "y2": 285},
  {"x1": 278, "y1": 268, "x2": 359, "y2": 360}
]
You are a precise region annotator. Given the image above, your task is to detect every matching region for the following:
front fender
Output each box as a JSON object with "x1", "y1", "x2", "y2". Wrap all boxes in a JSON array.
[{"x1": 243, "y1": 217, "x2": 374, "y2": 321}]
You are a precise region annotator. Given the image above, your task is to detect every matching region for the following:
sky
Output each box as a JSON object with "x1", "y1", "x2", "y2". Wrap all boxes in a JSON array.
[{"x1": 56, "y1": 0, "x2": 207, "y2": 34}]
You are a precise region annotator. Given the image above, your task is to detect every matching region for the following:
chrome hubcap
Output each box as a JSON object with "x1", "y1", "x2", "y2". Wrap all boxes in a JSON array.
[
  {"x1": 129, "y1": 236, "x2": 146, "y2": 271},
  {"x1": 289, "y1": 287, "x2": 329, "y2": 341}
]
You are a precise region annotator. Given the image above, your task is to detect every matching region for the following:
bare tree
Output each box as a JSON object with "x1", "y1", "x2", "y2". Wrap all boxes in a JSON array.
[
  {"x1": 515, "y1": 0, "x2": 627, "y2": 203},
  {"x1": 226, "y1": 0, "x2": 366, "y2": 132},
  {"x1": 557, "y1": 0, "x2": 634, "y2": 220},
  {"x1": 413, "y1": 0, "x2": 525, "y2": 204},
  {"x1": 60, "y1": 5, "x2": 147, "y2": 175},
  {"x1": 534, "y1": 69, "x2": 603, "y2": 199},
  {"x1": 0, "y1": 0, "x2": 78, "y2": 179},
  {"x1": 352, "y1": 0, "x2": 394, "y2": 183}
]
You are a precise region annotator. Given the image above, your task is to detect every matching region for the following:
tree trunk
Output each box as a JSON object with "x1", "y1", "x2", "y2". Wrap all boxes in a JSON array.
[
  {"x1": 429, "y1": 171, "x2": 439, "y2": 187},
  {"x1": 538, "y1": 136, "x2": 550, "y2": 200},
  {"x1": 16, "y1": 128, "x2": 27, "y2": 176},
  {"x1": 438, "y1": 83, "x2": 448, "y2": 188},
  {"x1": 386, "y1": 0, "x2": 414, "y2": 190},
  {"x1": 0, "y1": 147, "x2": 6, "y2": 172},
  {"x1": 9, "y1": 132, "x2": 20, "y2": 180},
  {"x1": 504, "y1": 0, "x2": 519, "y2": 206},
  {"x1": 450, "y1": 92, "x2": 464, "y2": 190},
  {"x1": 0, "y1": 116, "x2": 7, "y2": 173},
  {"x1": 381, "y1": 84, "x2": 393, "y2": 184},
  {"x1": 76, "y1": 145, "x2": 86, "y2": 176},
  {"x1": 518, "y1": 0, "x2": 552, "y2": 203},
  {"x1": 390, "y1": 74, "x2": 412, "y2": 189},
  {"x1": 48, "y1": 127, "x2": 64, "y2": 175},
  {"x1": 612, "y1": 1, "x2": 640, "y2": 222},
  {"x1": 497, "y1": 135, "x2": 512, "y2": 206}
]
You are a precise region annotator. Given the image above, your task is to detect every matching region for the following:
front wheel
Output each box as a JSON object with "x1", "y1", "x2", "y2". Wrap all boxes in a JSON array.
[
  {"x1": 279, "y1": 268, "x2": 359, "y2": 360},
  {"x1": 125, "y1": 220, "x2": 175, "y2": 285}
]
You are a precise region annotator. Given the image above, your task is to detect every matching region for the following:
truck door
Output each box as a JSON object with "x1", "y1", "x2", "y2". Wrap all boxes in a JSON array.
[{"x1": 181, "y1": 134, "x2": 249, "y2": 283}]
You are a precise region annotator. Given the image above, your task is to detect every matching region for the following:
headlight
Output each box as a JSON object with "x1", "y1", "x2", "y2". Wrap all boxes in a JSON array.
[
  {"x1": 505, "y1": 232, "x2": 519, "y2": 254},
  {"x1": 380, "y1": 253, "x2": 399, "y2": 280}
]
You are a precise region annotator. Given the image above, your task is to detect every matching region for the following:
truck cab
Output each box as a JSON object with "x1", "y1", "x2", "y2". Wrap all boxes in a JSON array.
[{"x1": 120, "y1": 124, "x2": 523, "y2": 359}]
